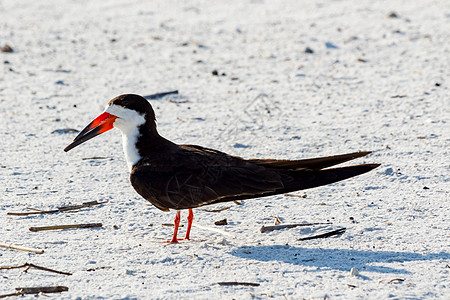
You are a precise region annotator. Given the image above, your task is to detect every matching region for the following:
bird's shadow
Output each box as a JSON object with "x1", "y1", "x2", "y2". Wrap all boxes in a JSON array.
[{"x1": 230, "y1": 245, "x2": 450, "y2": 275}]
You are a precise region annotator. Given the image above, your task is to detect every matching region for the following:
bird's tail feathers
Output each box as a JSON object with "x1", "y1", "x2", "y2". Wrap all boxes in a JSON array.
[
  {"x1": 248, "y1": 151, "x2": 373, "y2": 171},
  {"x1": 281, "y1": 163, "x2": 380, "y2": 192},
  {"x1": 212, "y1": 163, "x2": 380, "y2": 205}
]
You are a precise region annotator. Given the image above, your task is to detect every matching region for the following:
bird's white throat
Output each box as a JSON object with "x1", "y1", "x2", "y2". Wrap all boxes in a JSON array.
[
  {"x1": 121, "y1": 130, "x2": 142, "y2": 170},
  {"x1": 105, "y1": 104, "x2": 146, "y2": 170}
]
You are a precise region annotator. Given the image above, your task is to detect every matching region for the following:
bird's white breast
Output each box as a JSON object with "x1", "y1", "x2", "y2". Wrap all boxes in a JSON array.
[
  {"x1": 120, "y1": 128, "x2": 142, "y2": 171},
  {"x1": 105, "y1": 104, "x2": 146, "y2": 170}
]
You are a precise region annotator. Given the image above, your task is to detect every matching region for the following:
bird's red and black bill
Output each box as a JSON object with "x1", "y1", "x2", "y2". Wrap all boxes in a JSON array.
[{"x1": 64, "y1": 112, "x2": 117, "y2": 152}]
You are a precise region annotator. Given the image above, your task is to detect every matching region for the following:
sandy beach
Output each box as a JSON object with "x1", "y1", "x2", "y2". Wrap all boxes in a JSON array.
[{"x1": 1, "y1": 0, "x2": 449, "y2": 298}]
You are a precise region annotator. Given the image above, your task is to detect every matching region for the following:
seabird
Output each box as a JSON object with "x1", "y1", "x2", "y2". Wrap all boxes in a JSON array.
[{"x1": 64, "y1": 94, "x2": 379, "y2": 242}]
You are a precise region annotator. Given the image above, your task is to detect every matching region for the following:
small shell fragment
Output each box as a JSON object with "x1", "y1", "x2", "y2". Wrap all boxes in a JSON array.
[{"x1": 350, "y1": 267, "x2": 359, "y2": 276}]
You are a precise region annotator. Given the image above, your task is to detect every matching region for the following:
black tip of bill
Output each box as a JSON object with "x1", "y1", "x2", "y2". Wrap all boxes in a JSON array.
[{"x1": 64, "y1": 125, "x2": 103, "y2": 152}]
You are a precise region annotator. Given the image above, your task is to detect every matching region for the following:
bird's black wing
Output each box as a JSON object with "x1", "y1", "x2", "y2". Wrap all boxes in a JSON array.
[
  {"x1": 130, "y1": 145, "x2": 284, "y2": 211},
  {"x1": 247, "y1": 151, "x2": 372, "y2": 170}
]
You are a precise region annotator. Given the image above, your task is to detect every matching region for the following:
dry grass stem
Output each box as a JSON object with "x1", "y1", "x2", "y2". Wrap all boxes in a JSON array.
[
  {"x1": 7, "y1": 201, "x2": 108, "y2": 216},
  {"x1": 260, "y1": 222, "x2": 332, "y2": 233},
  {"x1": 0, "y1": 263, "x2": 72, "y2": 275},
  {"x1": 0, "y1": 242, "x2": 44, "y2": 254},
  {"x1": 29, "y1": 223, "x2": 102, "y2": 232}
]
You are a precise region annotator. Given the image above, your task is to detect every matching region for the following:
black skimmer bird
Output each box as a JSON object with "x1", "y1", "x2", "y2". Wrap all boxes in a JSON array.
[{"x1": 64, "y1": 94, "x2": 379, "y2": 243}]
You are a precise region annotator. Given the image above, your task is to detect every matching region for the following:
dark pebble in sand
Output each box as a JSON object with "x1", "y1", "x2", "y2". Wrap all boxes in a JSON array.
[
  {"x1": 304, "y1": 47, "x2": 314, "y2": 54},
  {"x1": 1, "y1": 44, "x2": 13, "y2": 53},
  {"x1": 214, "y1": 219, "x2": 228, "y2": 226},
  {"x1": 388, "y1": 11, "x2": 399, "y2": 18},
  {"x1": 212, "y1": 70, "x2": 226, "y2": 76}
]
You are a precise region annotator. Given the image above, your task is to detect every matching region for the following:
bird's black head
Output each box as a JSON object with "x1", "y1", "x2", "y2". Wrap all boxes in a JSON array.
[
  {"x1": 64, "y1": 94, "x2": 158, "y2": 152},
  {"x1": 108, "y1": 94, "x2": 156, "y2": 123}
]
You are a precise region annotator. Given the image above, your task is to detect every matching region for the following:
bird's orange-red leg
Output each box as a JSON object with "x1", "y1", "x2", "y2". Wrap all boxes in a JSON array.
[
  {"x1": 184, "y1": 209, "x2": 194, "y2": 240},
  {"x1": 166, "y1": 211, "x2": 181, "y2": 243}
]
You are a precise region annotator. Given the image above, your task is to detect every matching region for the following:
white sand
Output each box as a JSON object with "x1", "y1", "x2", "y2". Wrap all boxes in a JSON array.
[{"x1": 1, "y1": 0, "x2": 449, "y2": 298}]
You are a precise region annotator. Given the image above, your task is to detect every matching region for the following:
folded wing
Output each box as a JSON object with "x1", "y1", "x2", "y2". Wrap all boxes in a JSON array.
[{"x1": 130, "y1": 146, "x2": 379, "y2": 211}]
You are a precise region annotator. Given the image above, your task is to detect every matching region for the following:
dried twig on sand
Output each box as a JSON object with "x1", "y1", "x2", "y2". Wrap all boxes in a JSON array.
[
  {"x1": 260, "y1": 222, "x2": 332, "y2": 233},
  {"x1": 81, "y1": 156, "x2": 109, "y2": 160},
  {"x1": 57, "y1": 201, "x2": 107, "y2": 212},
  {"x1": 143, "y1": 90, "x2": 178, "y2": 99},
  {"x1": 0, "y1": 292, "x2": 19, "y2": 298},
  {"x1": 0, "y1": 263, "x2": 72, "y2": 275},
  {"x1": 388, "y1": 278, "x2": 405, "y2": 284},
  {"x1": 7, "y1": 201, "x2": 108, "y2": 216},
  {"x1": 17, "y1": 286, "x2": 68, "y2": 293},
  {"x1": 217, "y1": 282, "x2": 260, "y2": 287},
  {"x1": 161, "y1": 223, "x2": 184, "y2": 227},
  {"x1": 0, "y1": 243, "x2": 44, "y2": 254},
  {"x1": 29, "y1": 223, "x2": 102, "y2": 232},
  {"x1": 0, "y1": 286, "x2": 68, "y2": 298},
  {"x1": 284, "y1": 193, "x2": 307, "y2": 198},
  {"x1": 298, "y1": 228, "x2": 346, "y2": 241}
]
